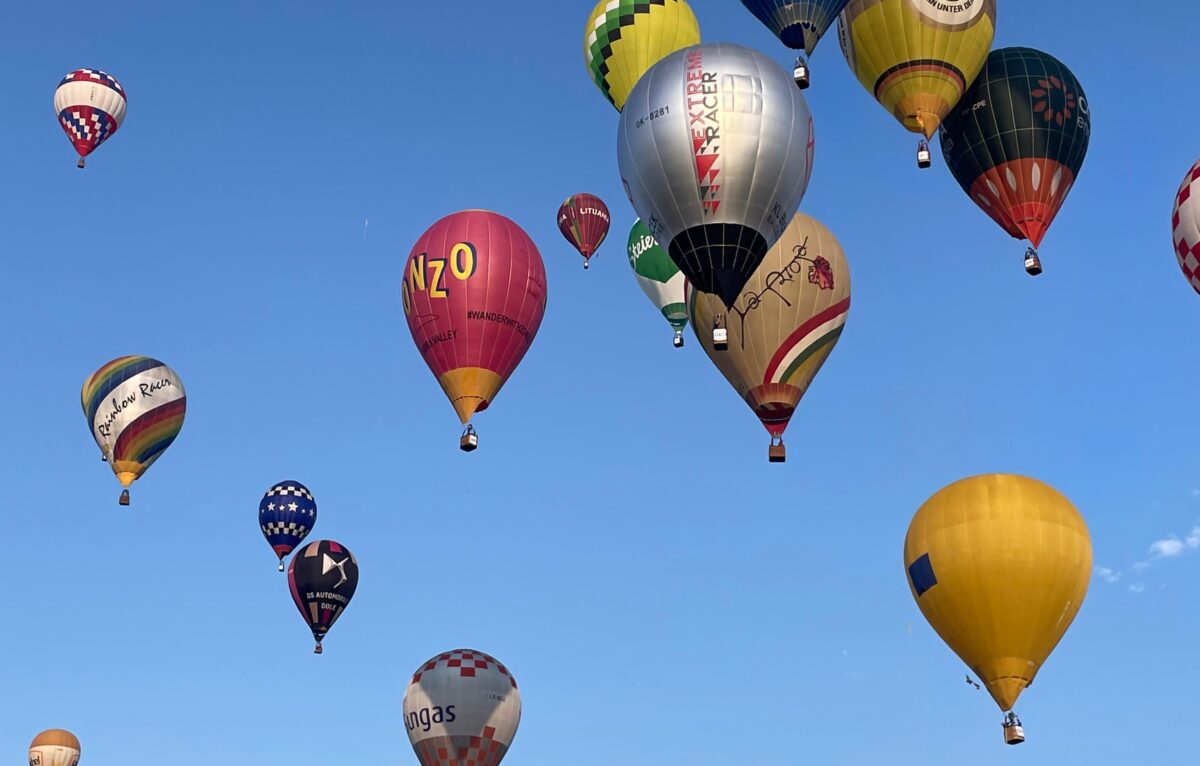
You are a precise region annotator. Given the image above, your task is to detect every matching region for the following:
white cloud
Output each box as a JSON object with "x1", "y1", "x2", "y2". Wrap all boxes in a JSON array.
[
  {"x1": 1128, "y1": 583, "x2": 1146, "y2": 594},
  {"x1": 1095, "y1": 566, "x2": 1121, "y2": 584},
  {"x1": 1149, "y1": 526, "x2": 1200, "y2": 558},
  {"x1": 1150, "y1": 537, "x2": 1185, "y2": 558}
]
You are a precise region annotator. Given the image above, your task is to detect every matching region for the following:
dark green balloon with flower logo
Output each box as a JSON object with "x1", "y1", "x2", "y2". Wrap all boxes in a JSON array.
[{"x1": 938, "y1": 47, "x2": 1091, "y2": 251}]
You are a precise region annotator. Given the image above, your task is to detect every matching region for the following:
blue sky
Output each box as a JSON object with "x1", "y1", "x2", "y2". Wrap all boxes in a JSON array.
[{"x1": 1, "y1": 1, "x2": 1197, "y2": 763}]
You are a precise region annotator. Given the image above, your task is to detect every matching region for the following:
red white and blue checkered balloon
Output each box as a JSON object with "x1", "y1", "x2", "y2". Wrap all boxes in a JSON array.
[
  {"x1": 54, "y1": 68, "x2": 127, "y2": 167},
  {"x1": 259, "y1": 480, "x2": 317, "y2": 571}
]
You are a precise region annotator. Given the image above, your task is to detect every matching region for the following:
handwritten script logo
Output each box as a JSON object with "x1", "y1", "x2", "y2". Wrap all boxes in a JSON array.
[{"x1": 728, "y1": 238, "x2": 835, "y2": 349}]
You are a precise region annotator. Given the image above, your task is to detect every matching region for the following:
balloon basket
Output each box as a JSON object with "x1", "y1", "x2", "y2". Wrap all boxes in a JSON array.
[
  {"x1": 672, "y1": 331, "x2": 684, "y2": 349},
  {"x1": 793, "y1": 57, "x2": 809, "y2": 89},
  {"x1": 712, "y1": 328, "x2": 728, "y2": 351},
  {"x1": 77, "y1": 158, "x2": 86, "y2": 169},
  {"x1": 768, "y1": 443, "x2": 786, "y2": 463},
  {"x1": 119, "y1": 489, "x2": 130, "y2": 506},
  {"x1": 460, "y1": 425, "x2": 479, "y2": 452},
  {"x1": 917, "y1": 140, "x2": 932, "y2": 169},
  {"x1": 1024, "y1": 247, "x2": 1043, "y2": 276},
  {"x1": 583, "y1": 261, "x2": 590, "y2": 270},
  {"x1": 1003, "y1": 723, "x2": 1025, "y2": 745},
  {"x1": 277, "y1": 561, "x2": 285, "y2": 572},
  {"x1": 314, "y1": 643, "x2": 323, "y2": 655}
]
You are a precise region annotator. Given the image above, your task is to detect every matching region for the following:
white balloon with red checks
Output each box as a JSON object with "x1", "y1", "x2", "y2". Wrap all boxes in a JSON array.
[
  {"x1": 1172, "y1": 158, "x2": 1200, "y2": 296},
  {"x1": 403, "y1": 648, "x2": 521, "y2": 766}
]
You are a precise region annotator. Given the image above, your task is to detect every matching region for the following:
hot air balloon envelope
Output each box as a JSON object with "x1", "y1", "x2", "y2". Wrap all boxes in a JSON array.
[
  {"x1": 54, "y1": 69, "x2": 126, "y2": 167},
  {"x1": 404, "y1": 649, "x2": 521, "y2": 766},
  {"x1": 288, "y1": 539, "x2": 359, "y2": 653},
  {"x1": 81, "y1": 356, "x2": 186, "y2": 503},
  {"x1": 940, "y1": 47, "x2": 1091, "y2": 252},
  {"x1": 557, "y1": 193, "x2": 611, "y2": 268},
  {"x1": 741, "y1": 1, "x2": 850, "y2": 53},
  {"x1": 259, "y1": 480, "x2": 317, "y2": 570},
  {"x1": 1172, "y1": 159, "x2": 1200, "y2": 295},
  {"x1": 627, "y1": 218, "x2": 689, "y2": 344},
  {"x1": 584, "y1": 0, "x2": 701, "y2": 112},
  {"x1": 29, "y1": 729, "x2": 81, "y2": 766},
  {"x1": 838, "y1": 0, "x2": 995, "y2": 138},
  {"x1": 618, "y1": 42, "x2": 815, "y2": 309},
  {"x1": 402, "y1": 211, "x2": 548, "y2": 431},
  {"x1": 904, "y1": 474, "x2": 1091, "y2": 715},
  {"x1": 688, "y1": 212, "x2": 849, "y2": 455}
]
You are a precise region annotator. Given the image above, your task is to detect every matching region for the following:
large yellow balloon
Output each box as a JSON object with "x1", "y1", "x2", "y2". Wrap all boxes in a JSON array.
[
  {"x1": 584, "y1": 0, "x2": 701, "y2": 112},
  {"x1": 904, "y1": 474, "x2": 1092, "y2": 714},
  {"x1": 837, "y1": 0, "x2": 995, "y2": 137},
  {"x1": 688, "y1": 212, "x2": 850, "y2": 461}
]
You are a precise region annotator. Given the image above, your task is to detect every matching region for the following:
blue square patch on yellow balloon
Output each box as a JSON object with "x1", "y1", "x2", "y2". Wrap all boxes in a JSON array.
[{"x1": 907, "y1": 553, "x2": 937, "y2": 597}]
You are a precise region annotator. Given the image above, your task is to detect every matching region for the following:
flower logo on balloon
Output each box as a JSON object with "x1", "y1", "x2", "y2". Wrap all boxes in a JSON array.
[
  {"x1": 807, "y1": 255, "x2": 835, "y2": 290},
  {"x1": 1031, "y1": 76, "x2": 1076, "y2": 127}
]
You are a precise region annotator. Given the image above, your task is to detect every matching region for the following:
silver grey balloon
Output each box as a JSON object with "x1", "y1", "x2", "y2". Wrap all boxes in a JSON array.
[{"x1": 617, "y1": 42, "x2": 815, "y2": 308}]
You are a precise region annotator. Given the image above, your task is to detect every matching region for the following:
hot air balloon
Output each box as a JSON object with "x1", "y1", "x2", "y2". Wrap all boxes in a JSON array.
[
  {"x1": 584, "y1": 0, "x2": 701, "y2": 112},
  {"x1": 1171, "y1": 159, "x2": 1200, "y2": 295},
  {"x1": 688, "y1": 213, "x2": 849, "y2": 461},
  {"x1": 627, "y1": 218, "x2": 689, "y2": 347},
  {"x1": 941, "y1": 47, "x2": 1091, "y2": 276},
  {"x1": 54, "y1": 69, "x2": 127, "y2": 169},
  {"x1": 288, "y1": 539, "x2": 358, "y2": 654},
  {"x1": 403, "y1": 210, "x2": 548, "y2": 452},
  {"x1": 557, "y1": 193, "x2": 611, "y2": 269},
  {"x1": 404, "y1": 649, "x2": 521, "y2": 766},
  {"x1": 838, "y1": 0, "x2": 994, "y2": 167},
  {"x1": 81, "y1": 356, "x2": 186, "y2": 506},
  {"x1": 617, "y1": 42, "x2": 815, "y2": 338},
  {"x1": 29, "y1": 729, "x2": 80, "y2": 766},
  {"x1": 739, "y1": 1, "x2": 851, "y2": 88},
  {"x1": 904, "y1": 474, "x2": 1092, "y2": 745},
  {"x1": 259, "y1": 480, "x2": 317, "y2": 572}
]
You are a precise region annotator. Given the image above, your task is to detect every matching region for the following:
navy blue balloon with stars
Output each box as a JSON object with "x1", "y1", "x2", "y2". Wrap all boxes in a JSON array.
[{"x1": 259, "y1": 480, "x2": 317, "y2": 571}]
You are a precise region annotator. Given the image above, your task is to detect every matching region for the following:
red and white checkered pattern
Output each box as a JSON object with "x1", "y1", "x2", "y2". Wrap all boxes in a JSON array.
[
  {"x1": 1172, "y1": 159, "x2": 1200, "y2": 296},
  {"x1": 412, "y1": 649, "x2": 517, "y2": 689},
  {"x1": 412, "y1": 728, "x2": 508, "y2": 766}
]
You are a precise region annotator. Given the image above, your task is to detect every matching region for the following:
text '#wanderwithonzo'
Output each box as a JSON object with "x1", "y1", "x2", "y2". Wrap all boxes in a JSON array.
[{"x1": 467, "y1": 310, "x2": 532, "y2": 342}]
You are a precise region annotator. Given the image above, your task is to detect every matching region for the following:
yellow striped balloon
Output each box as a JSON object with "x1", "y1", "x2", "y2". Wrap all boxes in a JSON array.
[
  {"x1": 904, "y1": 474, "x2": 1091, "y2": 718},
  {"x1": 837, "y1": 0, "x2": 995, "y2": 137},
  {"x1": 584, "y1": 0, "x2": 701, "y2": 112}
]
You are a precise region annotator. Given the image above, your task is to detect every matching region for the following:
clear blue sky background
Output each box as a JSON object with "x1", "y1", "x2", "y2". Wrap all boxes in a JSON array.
[{"x1": 1, "y1": 1, "x2": 1197, "y2": 764}]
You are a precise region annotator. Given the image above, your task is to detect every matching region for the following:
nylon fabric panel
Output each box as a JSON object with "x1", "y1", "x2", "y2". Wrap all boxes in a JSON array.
[
  {"x1": 81, "y1": 355, "x2": 186, "y2": 484},
  {"x1": 404, "y1": 649, "x2": 521, "y2": 766},
  {"x1": 29, "y1": 730, "x2": 81, "y2": 766},
  {"x1": 617, "y1": 43, "x2": 814, "y2": 309},
  {"x1": 740, "y1": 0, "x2": 851, "y2": 53},
  {"x1": 837, "y1": 0, "x2": 994, "y2": 137},
  {"x1": 687, "y1": 213, "x2": 849, "y2": 437},
  {"x1": 403, "y1": 211, "x2": 547, "y2": 425},
  {"x1": 557, "y1": 193, "x2": 611, "y2": 262},
  {"x1": 287, "y1": 540, "x2": 359, "y2": 646},
  {"x1": 940, "y1": 47, "x2": 1091, "y2": 249},
  {"x1": 903, "y1": 474, "x2": 1092, "y2": 712},
  {"x1": 627, "y1": 219, "x2": 689, "y2": 331},
  {"x1": 258, "y1": 480, "x2": 317, "y2": 561},
  {"x1": 53, "y1": 69, "x2": 127, "y2": 159},
  {"x1": 1171, "y1": 159, "x2": 1200, "y2": 295},
  {"x1": 583, "y1": 0, "x2": 701, "y2": 112}
]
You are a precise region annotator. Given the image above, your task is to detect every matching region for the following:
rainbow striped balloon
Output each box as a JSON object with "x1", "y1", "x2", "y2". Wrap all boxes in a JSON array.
[{"x1": 82, "y1": 355, "x2": 186, "y2": 504}]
